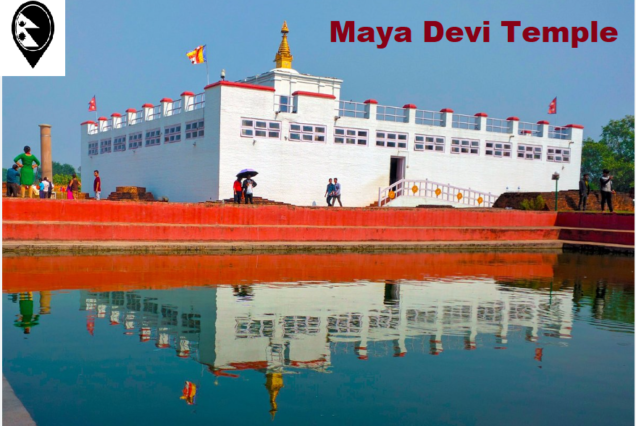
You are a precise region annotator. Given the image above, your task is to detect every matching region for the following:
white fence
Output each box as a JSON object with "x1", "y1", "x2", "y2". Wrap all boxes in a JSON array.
[{"x1": 378, "y1": 178, "x2": 496, "y2": 208}]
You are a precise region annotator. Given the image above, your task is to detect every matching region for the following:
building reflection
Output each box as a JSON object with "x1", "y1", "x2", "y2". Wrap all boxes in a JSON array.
[{"x1": 66, "y1": 279, "x2": 574, "y2": 416}]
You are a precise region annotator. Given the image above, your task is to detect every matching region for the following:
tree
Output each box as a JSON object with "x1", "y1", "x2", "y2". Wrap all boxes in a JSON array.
[
  {"x1": 581, "y1": 115, "x2": 634, "y2": 192},
  {"x1": 52, "y1": 162, "x2": 76, "y2": 176},
  {"x1": 2, "y1": 168, "x2": 6, "y2": 182}
]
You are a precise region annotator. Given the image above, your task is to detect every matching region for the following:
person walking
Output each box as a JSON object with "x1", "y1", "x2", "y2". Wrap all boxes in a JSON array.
[
  {"x1": 233, "y1": 177, "x2": 243, "y2": 204},
  {"x1": 13, "y1": 146, "x2": 40, "y2": 198},
  {"x1": 6, "y1": 164, "x2": 21, "y2": 197},
  {"x1": 70, "y1": 174, "x2": 81, "y2": 200},
  {"x1": 599, "y1": 169, "x2": 614, "y2": 213},
  {"x1": 242, "y1": 177, "x2": 257, "y2": 205},
  {"x1": 578, "y1": 173, "x2": 590, "y2": 211},
  {"x1": 324, "y1": 178, "x2": 335, "y2": 206},
  {"x1": 332, "y1": 178, "x2": 342, "y2": 207},
  {"x1": 38, "y1": 178, "x2": 47, "y2": 199},
  {"x1": 93, "y1": 170, "x2": 101, "y2": 200}
]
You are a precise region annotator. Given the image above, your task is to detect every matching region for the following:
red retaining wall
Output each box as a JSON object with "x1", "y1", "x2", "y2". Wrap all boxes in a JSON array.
[
  {"x1": 2, "y1": 199, "x2": 558, "y2": 227},
  {"x1": 558, "y1": 229, "x2": 635, "y2": 246},
  {"x1": 555, "y1": 212, "x2": 634, "y2": 231}
]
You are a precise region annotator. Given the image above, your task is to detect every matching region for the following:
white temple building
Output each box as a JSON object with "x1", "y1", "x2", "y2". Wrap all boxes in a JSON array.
[{"x1": 80, "y1": 22, "x2": 584, "y2": 207}]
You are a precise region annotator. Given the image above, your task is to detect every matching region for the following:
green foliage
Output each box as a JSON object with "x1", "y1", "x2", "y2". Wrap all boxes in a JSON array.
[
  {"x1": 520, "y1": 195, "x2": 546, "y2": 211},
  {"x1": 52, "y1": 162, "x2": 77, "y2": 176},
  {"x1": 2, "y1": 168, "x2": 6, "y2": 182},
  {"x1": 581, "y1": 115, "x2": 634, "y2": 192},
  {"x1": 53, "y1": 174, "x2": 81, "y2": 186}
]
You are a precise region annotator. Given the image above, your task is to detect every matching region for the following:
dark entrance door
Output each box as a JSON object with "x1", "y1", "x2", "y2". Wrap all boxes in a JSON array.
[{"x1": 389, "y1": 157, "x2": 406, "y2": 196}]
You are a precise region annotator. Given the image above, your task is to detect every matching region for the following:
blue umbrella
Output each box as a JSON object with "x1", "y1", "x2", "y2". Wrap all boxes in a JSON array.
[{"x1": 236, "y1": 169, "x2": 258, "y2": 179}]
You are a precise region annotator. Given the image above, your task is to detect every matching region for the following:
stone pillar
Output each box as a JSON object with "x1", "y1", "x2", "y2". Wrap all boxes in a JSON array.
[
  {"x1": 363, "y1": 99, "x2": 377, "y2": 120},
  {"x1": 507, "y1": 116, "x2": 519, "y2": 135},
  {"x1": 39, "y1": 124, "x2": 52, "y2": 180},
  {"x1": 537, "y1": 120, "x2": 550, "y2": 139},
  {"x1": 474, "y1": 112, "x2": 488, "y2": 131},
  {"x1": 440, "y1": 108, "x2": 454, "y2": 128},
  {"x1": 403, "y1": 104, "x2": 417, "y2": 123}
]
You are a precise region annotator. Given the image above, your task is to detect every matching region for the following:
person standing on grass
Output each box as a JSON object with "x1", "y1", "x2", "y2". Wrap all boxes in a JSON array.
[
  {"x1": 325, "y1": 178, "x2": 335, "y2": 206},
  {"x1": 242, "y1": 177, "x2": 257, "y2": 205},
  {"x1": 332, "y1": 178, "x2": 342, "y2": 207},
  {"x1": 233, "y1": 177, "x2": 243, "y2": 204},
  {"x1": 6, "y1": 165, "x2": 21, "y2": 197},
  {"x1": 599, "y1": 169, "x2": 614, "y2": 213},
  {"x1": 94, "y1": 170, "x2": 101, "y2": 200},
  {"x1": 578, "y1": 173, "x2": 590, "y2": 211}
]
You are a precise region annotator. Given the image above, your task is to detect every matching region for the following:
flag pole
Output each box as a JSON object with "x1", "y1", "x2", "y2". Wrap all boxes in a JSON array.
[
  {"x1": 205, "y1": 45, "x2": 209, "y2": 85},
  {"x1": 94, "y1": 95, "x2": 97, "y2": 122}
]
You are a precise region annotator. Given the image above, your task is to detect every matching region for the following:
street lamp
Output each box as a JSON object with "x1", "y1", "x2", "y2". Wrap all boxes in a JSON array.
[
  {"x1": 552, "y1": 172, "x2": 560, "y2": 211},
  {"x1": 221, "y1": 69, "x2": 226, "y2": 81}
]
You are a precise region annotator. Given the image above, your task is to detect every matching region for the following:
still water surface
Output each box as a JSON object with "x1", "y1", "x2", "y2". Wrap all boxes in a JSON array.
[{"x1": 3, "y1": 252, "x2": 634, "y2": 426}]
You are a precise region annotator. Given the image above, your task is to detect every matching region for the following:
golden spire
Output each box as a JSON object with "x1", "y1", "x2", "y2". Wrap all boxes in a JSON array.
[
  {"x1": 274, "y1": 21, "x2": 293, "y2": 69},
  {"x1": 265, "y1": 373, "x2": 284, "y2": 420}
]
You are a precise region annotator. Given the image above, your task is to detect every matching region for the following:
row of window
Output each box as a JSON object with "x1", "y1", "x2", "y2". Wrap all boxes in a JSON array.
[
  {"x1": 239, "y1": 118, "x2": 571, "y2": 162},
  {"x1": 88, "y1": 120, "x2": 204, "y2": 154}
]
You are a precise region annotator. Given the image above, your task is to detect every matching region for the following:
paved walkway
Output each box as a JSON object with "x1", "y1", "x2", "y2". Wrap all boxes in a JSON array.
[{"x1": 3, "y1": 376, "x2": 36, "y2": 426}]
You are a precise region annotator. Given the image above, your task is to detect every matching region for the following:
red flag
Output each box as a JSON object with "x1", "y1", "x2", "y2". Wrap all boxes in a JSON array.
[
  {"x1": 547, "y1": 97, "x2": 557, "y2": 114},
  {"x1": 88, "y1": 96, "x2": 96, "y2": 112}
]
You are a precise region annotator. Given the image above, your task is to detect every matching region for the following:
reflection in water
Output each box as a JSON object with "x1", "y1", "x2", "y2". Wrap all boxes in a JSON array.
[{"x1": 3, "y1": 252, "x2": 634, "y2": 426}]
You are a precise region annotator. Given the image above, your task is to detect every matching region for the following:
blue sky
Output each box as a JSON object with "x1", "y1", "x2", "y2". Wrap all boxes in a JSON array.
[{"x1": 2, "y1": 0, "x2": 634, "y2": 169}]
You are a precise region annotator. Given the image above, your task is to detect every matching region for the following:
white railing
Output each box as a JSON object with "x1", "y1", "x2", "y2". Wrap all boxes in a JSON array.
[
  {"x1": 452, "y1": 114, "x2": 479, "y2": 130},
  {"x1": 120, "y1": 115, "x2": 128, "y2": 128},
  {"x1": 377, "y1": 105, "x2": 407, "y2": 123},
  {"x1": 130, "y1": 110, "x2": 144, "y2": 125},
  {"x1": 415, "y1": 109, "x2": 443, "y2": 127},
  {"x1": 275, "y1": 95, "x2": 295, "y2": 113},
  {"x1": 103, "y1": 119, "x2": 112, "y2": 132},
  {"x1": 338, "y1": 101, "x2": 367, "y2": 118},
  {"x1": 548, "y1": 126, "x2": 569, "y2": 140},
  {"x1": 518, "y1": 122, "x2": 540, "y2": 137},
  {"x1": 149, "y1": 105, "x2": 162, "y2": 120},
  {"x1": 191, "y1": 93, "x2": 205, "y2": 110},
  {"x1": 486, "y1": 118, "x2": 511, "y2": 134},
  {"x1": 377, "y1": 178, "x2": 496, "y2": 208},
  {"x1": 167, "y1": 99, "x2": 182, "y2": 116}
]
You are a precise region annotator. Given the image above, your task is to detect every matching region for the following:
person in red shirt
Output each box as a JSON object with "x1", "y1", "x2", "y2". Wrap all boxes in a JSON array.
[
  {"x1": 93, "y1": 170, "x2": 101, "y2": 200},
  {"x1": 233, "y1": 178, "x2": 243, "y2": 204}
]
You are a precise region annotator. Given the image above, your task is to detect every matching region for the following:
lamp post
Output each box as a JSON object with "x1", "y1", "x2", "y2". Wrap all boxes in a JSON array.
[{"x1": 552, "y1": 172, "x2": 560, "y2": 211}]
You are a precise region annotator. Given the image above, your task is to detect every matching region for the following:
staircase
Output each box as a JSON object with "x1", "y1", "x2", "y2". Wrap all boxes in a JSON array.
[{"x1": 377, "y1": 179, "x2": 496, "y2": 208}]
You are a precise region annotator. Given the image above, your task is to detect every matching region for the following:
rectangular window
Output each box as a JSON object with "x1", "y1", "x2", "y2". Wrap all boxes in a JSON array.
[
  {"x1": 289, "y1": 123, "x2": 326, "y2": 143},
  {"x1": 414, "y1": 135, "x2": 444, "y2": 152},
  {"x1": 185, "y1": 120, "x2": 204, "y2": 140},
  {"x1": 485, "y1": 141, "x2": 512, "y2": 158},
  {"x1": 164, "y1": 125, "x2": 181, "y2": 143},
  {"x1": 376, "y1": 131, "x2": 408, "y2": 149},
  {"x1": 334, "y1": 127, "x2": 368, "y2": 146},
  {"x1": 129, "y1": 132, "x2": 142, "y2": 149},
  {"x1": 517, "y1": 144, "x2": 542, "y2": 160},
  {"x1": 88, "y1": 141, "x2": 98, "y2": 156},
  {"x1": 451, "y1": 138, "x2": 480, "y2": 155},
  {"x1": 114, "y1": 135, "x2": 126, "y2": 152},
  {"x1": 240, "y1": 118, "x2": 281, "y2": 139},
  {"x1": 99, "y1": 138, "x2": 112, "y2": 154},
  {"x1": 145, "y1": 129, "x2": 161, "y2": 147},
  {"x1": 547, "y1": 147, "x2": 570, "y2": 163}
]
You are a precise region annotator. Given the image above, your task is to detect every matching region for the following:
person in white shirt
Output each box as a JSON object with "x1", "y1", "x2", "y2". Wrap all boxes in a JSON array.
[
  {"x1": 332, "y1": 178, "x2": 342, "y2": 207},
  {"x1": 599, "y1": 169, "x2": 614, "y2": 213}
]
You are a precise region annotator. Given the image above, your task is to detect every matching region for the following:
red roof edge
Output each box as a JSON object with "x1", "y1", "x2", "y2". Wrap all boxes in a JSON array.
[
  {"x1": 440, "y1": 108, "x2": 454, "y2": 113},
  {"x1": 205, "y1": 81, "x2": 276, "y2": 92},
  {"x1": 565, "y1": 124, "x2": 584, "y2": 129},
  {"x1": 80, "y1": 120, "x2": 96, "y2": 126},
  {"x1": 506, "y1": 116, "x2": 519, "y2": 121},
  {"x1": 111, "y1": 113, "x2": 122, "y2": 117},
  {"x1": 141, "y1": 103, "x2": 154, "y2": 108},
  {"x1": 403, "y1": 104, "x2": 417, "y2": 109},
  {"x1": 363, "y1": 99, "x2": 378, "y2": 104},
  {"x1": 537, "y1": 120, "x2": 550, "y2": 125},
  {"x1": 98, "y1": 116, "x2": 108, "y2": 121},
  {"x1": 180, "y1": 91, "x2": 195, "y2": 97},
  {"x1": 474, "y1": 112, "x2": 488, "y2": 117},
  {"x1": 160, "y1": 98, "x2": 173, "y2": 103},
  {"x1": 125, "y1": 108, "x2": 137, "y2": 113},
  {"x1": 292, "y1": 90, "x2": 336, "y2": 99}
]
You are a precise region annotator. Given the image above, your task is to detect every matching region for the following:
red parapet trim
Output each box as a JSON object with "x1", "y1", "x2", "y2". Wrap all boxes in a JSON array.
[
  {"x1": 440, "y1": 108, "x2": 454, "y2": 113},
  {"x1": 506, "y1": 116, "x2": 519, "y2": 121},
  {"x1": 565, "y1": 124, "x2": 584, "y2": 129},
  {"x1": 364, "y1": 99, "x2": 378, "y2": 104},
  {"x1": 142, "y1": 103, "x2": 154, "y2": 108},
  {"x1": 292, "y1": 90, "x2": 336, "y2": 99},
  {"x1": 111, "y1": 113, "x2": 122, "y2": 117},
  {"x1": 125, "y1": 108, "x2": 137, "y2": 113},
  {"x1": 98, "y1": 116, "x2": 108, "y2": 121},
  {"x1": 160, "y1": 98, "x2": 173, "y2": 103},
  {"x1": 80, "y1": 121, "x2": 96, "y2": 126},
  {"x1": 403, "y1": 104, "x2": 417, "y2": 109},
  {"x1": 205, "y1": 81, "x2": 276, "y2": 92},
  {"x1": 474, "y1": 112, "x2": 488, "y2": 117},
  {"x1": 180, "y1": 91, "x2": 195, "y2": 97},
  {"x1": 537, "y1": 120, "x2": 550, "y2": 125}
]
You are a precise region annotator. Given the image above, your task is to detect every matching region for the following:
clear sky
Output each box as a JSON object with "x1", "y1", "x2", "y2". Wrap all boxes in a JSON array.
[{"x1": 2, "y1": 0, "x2": 634, "y2": 169}]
